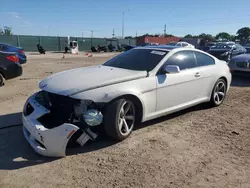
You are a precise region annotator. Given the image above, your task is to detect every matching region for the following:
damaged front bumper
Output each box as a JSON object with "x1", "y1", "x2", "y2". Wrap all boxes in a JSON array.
[{"x1": 22, "y1": 92, "x2": 99, "y2": 157}]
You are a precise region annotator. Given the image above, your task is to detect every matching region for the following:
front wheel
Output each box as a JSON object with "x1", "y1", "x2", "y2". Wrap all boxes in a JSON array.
[
  {"x1": 210, "y1": 79, "x2": 227, "y2": 107},
  {"x1": 104, "y1": 99, "x2": 136, "y2": 141},
  {"x1": 0, "y1": 73, "x2": 5, "y2": 86}
]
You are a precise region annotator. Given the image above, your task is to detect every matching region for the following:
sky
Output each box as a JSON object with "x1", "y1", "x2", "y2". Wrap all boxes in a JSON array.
[{"x1": 1, "y1": 0, "x2": 250, "y2": 38}]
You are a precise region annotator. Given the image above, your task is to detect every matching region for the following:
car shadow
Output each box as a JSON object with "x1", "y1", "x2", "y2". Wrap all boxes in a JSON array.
[
  {"x1": 0, "y1": 124, "x2": 57, "y2": 170},
  {"x1": 0, "y1": 112, "x2": 22, "y2": 129},
  {"x1": 231, "y1": 75, "x2": 250, "y2": 87},
  {"x1": 136, "y1": 103, "x2": 211, "y2": 130},
  {"x1": 0, "y1": 103, "x2": 211, "y2": 170}
]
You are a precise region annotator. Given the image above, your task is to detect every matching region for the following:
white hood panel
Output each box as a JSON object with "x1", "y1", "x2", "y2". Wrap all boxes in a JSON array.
[{"x1": 39, "y1": 65, "x2": 147, "y2": 96}]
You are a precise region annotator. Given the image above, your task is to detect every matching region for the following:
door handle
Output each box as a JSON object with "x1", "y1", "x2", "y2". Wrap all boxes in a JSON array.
[{"x1": 195, "y1": 72, "x2": 201, "y2": 77}]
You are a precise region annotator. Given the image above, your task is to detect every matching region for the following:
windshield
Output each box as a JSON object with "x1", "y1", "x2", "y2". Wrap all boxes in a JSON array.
[
  {"x1": 104, "y1": 49, "x2": 168, "y2": 71},
  {"x1": 210, "y1": 44, "x2": 232, "y2": 50}
]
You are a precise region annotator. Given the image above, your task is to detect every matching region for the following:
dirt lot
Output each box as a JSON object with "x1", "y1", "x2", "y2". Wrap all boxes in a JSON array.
[{"x1": 0, "y1": 52, "x2": 250, "y2": 188}]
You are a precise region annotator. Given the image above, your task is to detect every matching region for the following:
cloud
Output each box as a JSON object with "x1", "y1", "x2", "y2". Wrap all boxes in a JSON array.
[
  {"x1": 6, "y1": 12, "x2": 31, "y2": 25},
  {"x1": 7, "y1": 12, "x2": 22, "y2": 19}
]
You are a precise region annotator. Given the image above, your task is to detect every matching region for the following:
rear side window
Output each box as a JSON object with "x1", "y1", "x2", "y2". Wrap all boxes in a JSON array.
[
  {"x1": 165, "y1": 51, "x2": 197, "y2": 70},
  {"x1": 194, "y1": 51, "x2": 215, "y2": 66}
]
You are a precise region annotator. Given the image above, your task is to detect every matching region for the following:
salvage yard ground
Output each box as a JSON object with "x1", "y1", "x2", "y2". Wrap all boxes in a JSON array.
[{"x1": 0, "y1": 52, "x2": 250, "y2": 188}]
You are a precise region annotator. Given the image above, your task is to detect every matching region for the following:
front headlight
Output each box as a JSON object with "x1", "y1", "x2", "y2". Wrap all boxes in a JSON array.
[
  {"x1": 74, "y1": 100, "x2": 93, "y2": 117},
  {"x1": 221, "y1": 52, "x2": 229, "y2": 56}
]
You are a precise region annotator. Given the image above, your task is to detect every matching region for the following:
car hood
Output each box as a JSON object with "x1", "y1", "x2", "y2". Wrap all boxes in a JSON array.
[
  {"x1": 231, "y1": 54, "x2": 250, "y2": 62},
  {"x1": 39, "y1": 65, "x2": 147, "y2": 96}
]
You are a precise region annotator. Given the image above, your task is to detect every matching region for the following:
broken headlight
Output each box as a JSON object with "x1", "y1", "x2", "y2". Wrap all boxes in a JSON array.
[
  {"x1": 74, "y1": 100, "x2": 103, "y2": 126},
  {"x1": 74, "y1": 100, "x2": 93, "y2": 117}
]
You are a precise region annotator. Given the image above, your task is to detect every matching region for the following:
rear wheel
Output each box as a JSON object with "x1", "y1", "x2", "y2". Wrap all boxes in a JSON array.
[
  {"x1": 104, "y1": 98, "x2": 136, "y2": 141},
  {"x1": 210, "y1": 79, "x2": 227, "y2": 107},
  {"x1": 0, "y1": 73, "x2": 5, "y2": 86}
]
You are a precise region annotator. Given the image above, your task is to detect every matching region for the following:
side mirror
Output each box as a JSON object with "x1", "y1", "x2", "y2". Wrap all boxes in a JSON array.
[{"x1": 162, "y1": 65, "x2": 180, "y2": 74}]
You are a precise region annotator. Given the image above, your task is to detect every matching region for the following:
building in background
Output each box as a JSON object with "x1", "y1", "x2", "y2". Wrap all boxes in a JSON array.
[{"x1": 136, "y1": 36, "x2": 180, "y2": 46}]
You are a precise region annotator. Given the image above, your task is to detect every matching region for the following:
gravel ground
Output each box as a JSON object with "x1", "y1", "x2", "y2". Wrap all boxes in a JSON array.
[{"x1": 0, "y1": 52, "x2": 250, "y2": 188}]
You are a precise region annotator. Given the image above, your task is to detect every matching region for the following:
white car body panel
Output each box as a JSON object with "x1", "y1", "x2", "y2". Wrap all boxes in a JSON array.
[{"x1": 23, "y1": 47, "x2": 232, "y2": 157}]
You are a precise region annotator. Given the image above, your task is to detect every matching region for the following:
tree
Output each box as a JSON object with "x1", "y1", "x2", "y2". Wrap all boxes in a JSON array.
[
  {"x1": 215, "y1": 32, "x2": 231, "y2": 41},
  {"x1": 184, "y1": 34, "x2": 193, "y2": 38},
  {"x1": 198, "y1": 33, "x2": 215, "y2": 42},
  {"x1": 0, "y1": 26, "x2": 13, "y2": 35},
  {"x1": 0, "y1": 28, "x2": 3, "y2": 35},
  {"x1": 237, "y1": 27, "x2": 250, "y2": 42}
]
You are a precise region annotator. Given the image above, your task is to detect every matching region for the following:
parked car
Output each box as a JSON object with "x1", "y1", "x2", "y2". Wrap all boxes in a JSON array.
[
  {"x1": 228, "y1": 54, "x2": 250, "y2": 75},
  {"x1": 243, "y1": 45, "x2": 250, "y2": 54},
  {"x1": 167, "y1": 41, "x2": 195, "y2": 48},
  {"x1": 121, "y1": 44, "x2": 136, "y2": 51},
  {"x1": 203, "y1": 42, "x2": 217, "y2": 52},
  {"x1": 0, "y1": 51, "x2": 23, "y2": 86},
  {"x1": 0, "y1": 43, "x2": 27, "y2": 64},
  {"x1": 22, "y1": 46, "x2": 231, "y2": 157},
  {"x1": 208, "y1": 43, "x2": 246, "y2": 62}
]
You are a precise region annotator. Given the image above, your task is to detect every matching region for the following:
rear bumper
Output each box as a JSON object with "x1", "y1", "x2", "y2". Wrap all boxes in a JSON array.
[
  {"x1": 4, "y1": 64, "x2": 22, "y2": 80},
  {"x1": 22, "y1": 94, "x2": 79, "y2": 157}
]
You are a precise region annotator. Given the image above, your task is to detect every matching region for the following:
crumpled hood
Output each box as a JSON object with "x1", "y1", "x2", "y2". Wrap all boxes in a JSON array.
[{"x1": 39, "y1": 65, "x2": 147, "y2": 96}]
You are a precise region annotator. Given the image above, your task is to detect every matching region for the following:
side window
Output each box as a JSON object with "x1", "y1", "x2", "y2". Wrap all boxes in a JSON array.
[
  {"x1": 165, "y1": 51, "x2": 197, "y2": 70},
  {"x1": 182, "y1": 43, "x2": 188, "y2": 47},
  {"x1": 194, "y1": 51, "x2": 215, "y2": 67},
  {"x1": 1, "y1": 45, "x2": 7, "y2": 51}
]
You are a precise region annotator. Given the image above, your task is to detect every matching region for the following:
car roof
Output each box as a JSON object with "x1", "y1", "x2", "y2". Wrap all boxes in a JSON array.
[{"x1": 136, "y1": 45, "x2": 180, "y2": 51}]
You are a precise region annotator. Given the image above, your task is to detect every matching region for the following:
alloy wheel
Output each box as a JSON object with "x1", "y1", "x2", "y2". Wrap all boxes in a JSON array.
[
  {"x1": 118, "y1": 100, "x2": 135, "y2": 136},
  {"x1": 213, "y1": 81, "x2": 226, "y2": 105}
]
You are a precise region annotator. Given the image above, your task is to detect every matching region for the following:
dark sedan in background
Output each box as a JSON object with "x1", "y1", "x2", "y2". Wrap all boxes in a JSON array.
[
  {"x1": 0, "y1": 51, "x2": 22, "y2": 86},
  {"x1": 0, "y1": 43, "x2": 27, "y2": 64},
  {"x1": 228, "y1": 54, "x2": 250, "y2": 75},
  {"x1": 208, "y1": 43, "x2": 246, "y2": 62}
]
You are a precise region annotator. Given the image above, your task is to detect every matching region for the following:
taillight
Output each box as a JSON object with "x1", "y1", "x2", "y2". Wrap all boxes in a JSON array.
[{"x1": 6, "y1": 55, "x2": 19, "y2": 63}]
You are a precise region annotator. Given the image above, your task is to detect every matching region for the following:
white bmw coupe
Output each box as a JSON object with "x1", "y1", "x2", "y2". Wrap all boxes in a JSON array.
[{"x1": 23, "y1": 46, "x2": 231, "y2": 157}]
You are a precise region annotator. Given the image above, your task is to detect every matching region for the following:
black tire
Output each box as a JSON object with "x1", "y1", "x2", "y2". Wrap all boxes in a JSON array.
[
  {"x1": 104, "y1": 98, "x2": 135, "y2": 141},
  {"x1": 0, "y1": 73, "x2": 5, "y2": 86},
  {"x1": 210, "y1": 79, "x2": 227, "y2": 107}
]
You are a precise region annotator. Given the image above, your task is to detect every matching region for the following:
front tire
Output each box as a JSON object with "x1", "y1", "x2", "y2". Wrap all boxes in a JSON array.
[
  {"x1": 210, "y1": 79, "x2": 227, "y2": 107},
  {"x1": 104, "y1": 98, "x2": 136, "y2": 141},
  {"x1": 0, "y1": 73, "x2": 5, "y2": 86}
]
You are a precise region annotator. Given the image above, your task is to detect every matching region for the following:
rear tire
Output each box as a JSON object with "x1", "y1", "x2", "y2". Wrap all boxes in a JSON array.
[
  {"x1": 104, "y1": 98, "x2": 136, "y2": 141},
  {"x1": 210, "y1": 79, "x2": 227, "y2": 107},
  {"x1": 0, "y1": 73, "x2": 5, "y2": 86}
]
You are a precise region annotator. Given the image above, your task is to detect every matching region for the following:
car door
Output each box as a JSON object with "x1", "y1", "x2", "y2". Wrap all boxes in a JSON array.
[
  {"x1": 194, "y1": 51, "x2": 217, "y2": 99},
  {"x1": 156, "y1": 50, "x2": 203, "y2": 112}
]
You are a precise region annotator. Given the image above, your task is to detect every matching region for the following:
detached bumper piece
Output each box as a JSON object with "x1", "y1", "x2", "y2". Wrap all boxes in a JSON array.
[{"x1": 22, "y1": 92, "x2": 99, "y2": 157}]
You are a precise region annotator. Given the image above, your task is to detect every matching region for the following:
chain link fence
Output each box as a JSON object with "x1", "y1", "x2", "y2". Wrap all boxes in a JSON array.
[{"x1": 0, "y1": 35, "x2": 136, "y2": 52}]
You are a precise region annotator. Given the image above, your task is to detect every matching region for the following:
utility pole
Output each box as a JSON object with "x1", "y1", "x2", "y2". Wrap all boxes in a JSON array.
[
  {"x1": 136, "y1": 31, "x2": 137, "y2": 38},
  {"x1": 164, "y1": 24, "x2": 166, "y2": 37},
  {"x1": 112, "y1": 29, "x2": 115, "y2": 38},
  {"x1": 122, "y1": 12, "x2": 124, "y2": 38},
  {"x1": 90, "y1": 30, "x2": 94, "y2": 47}
]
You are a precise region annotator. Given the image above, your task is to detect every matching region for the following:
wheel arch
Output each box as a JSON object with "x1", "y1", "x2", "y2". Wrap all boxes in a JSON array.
[
  {"x1": 219, "y1": 76, "x2": 228, "y2": 88},
  {"x1": 108, "y1": 94, "x2": 144, "y2": 124}
]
